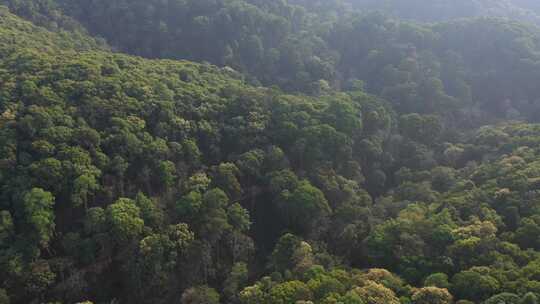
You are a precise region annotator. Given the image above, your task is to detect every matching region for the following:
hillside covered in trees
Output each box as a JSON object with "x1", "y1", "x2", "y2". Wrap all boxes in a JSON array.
[
  {"x1": 344, "y1": 0, "x2": 540, "y2": 24},
  {"x1": 5, "y1": 0, "x2": 540, "y2": 123},
  {"x1": 4, "y1": 1, "x2": 540, "y2": 304}
]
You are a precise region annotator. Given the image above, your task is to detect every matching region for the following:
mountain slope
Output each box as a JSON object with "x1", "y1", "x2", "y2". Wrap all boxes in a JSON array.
[
  {"x1": 4, "y1": 3, "x2": 540, "y2": 304},
  {"x1": 0, "y1": 5, "x2": 104, "y2": 54},
  {"x1": 346, "y1": 0, "x2": 540, "y2": 24},
  {"x1": 5, "y1": 0, "x2": 540, "y2": 127},
  {"x1": 0, "y1": 7, "x2": 389, "y2": 303}
]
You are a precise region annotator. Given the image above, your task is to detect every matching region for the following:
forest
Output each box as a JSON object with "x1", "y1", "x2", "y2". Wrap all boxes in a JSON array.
[{"x1": 3, "y1": 0, "x2": 540, "y2": 303}]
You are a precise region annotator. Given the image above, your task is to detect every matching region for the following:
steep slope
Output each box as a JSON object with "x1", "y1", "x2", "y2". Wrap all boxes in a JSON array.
[
  {"x1": 0, "y1": 5, "x2": 105, "y2": 54},
  {"x1": 0, "y1": 7, "x2": 391, "y2": 303}
]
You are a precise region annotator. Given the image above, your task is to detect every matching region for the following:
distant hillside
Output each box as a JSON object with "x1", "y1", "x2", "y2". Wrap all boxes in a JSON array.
[
  {"x1": 346, "y1": 0, "x2": 540, "y2": 24},
  {"x1": 4, "y1": 0, "x2": 540, "y2": 126},
  {"x1": 0, "y1": 5, "x2": 105, "y2": 53}
]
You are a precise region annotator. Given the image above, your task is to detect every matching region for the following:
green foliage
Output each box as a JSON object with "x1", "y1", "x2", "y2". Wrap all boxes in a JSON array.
[
  {"x1": 522, "y1": 293, "x2": 539, "y2": 304},
  {"x1": 0, "y1": 289, "x2": 9, "y2": 304},
  {"x1": 135, "y1": 192, "x2": 163, "y2": 229},
  {"x1": 0, "y1": 211, "x2": 14, "y2": 245},
  {"x1": 21, "y1": 188, "x2": 55, "y2": 248},
  {"x1": 352, "y1": 281, "x2": 400, "y2": 304},
  {"x1": 227, "y1": 203, "x2": 251, "y2": 232},
  {"x1": 346, "y1": 0, "x2": 540, "y2": 24},
  {"x1": 158, "y1": 160, "x2": 176, "y2": 190},
  {"x1": 277, "y1": 180, "x2": 331, "y2": 235},
  {"x1": 451, "y1": 270, "x2": 500, "y2": 302},
  {"x1": 224, "y1": 262, "x2": 249, "y2": 300},
  {"x1": 271, "y1": 234, "x2": 305, "y2": 273},
  {"x1": 105, "y1": 198, "x2": 144, "y2": 243},
  {"x1": 198, "y1": 188, "x2": 231, "y2": 241},
  {"x1": 83, "y1": 207, "x2": 106, "y2": 234},
  {"x1": 7, "y1": 0, "x2": 540, "y2": 123},
  {"x1": 269, "y1": 280, "x2": 312, "y2": 304},
  {"x1": 181, "y1": 286, "x2": 220, "y2": 304},
  {"x1": 423, "y1": 273, "x2": 450, "y2": 289},
  {"x1": 239, "y1": 283, "x2": 266, "y2": 304},
  {"x1": 484, "y1": 293, "x2": 521, "y2": 304},
  {"x1": 411, "y1": 287, "x2": 452, "y2": 304},
  {"x1": 4, "y1": 1, "x2": 540, "y2": 304}
]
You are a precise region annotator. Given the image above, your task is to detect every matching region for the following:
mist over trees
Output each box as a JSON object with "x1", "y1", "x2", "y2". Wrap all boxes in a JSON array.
[{"x1": 346, "y1": 0, "x2": 540, "y2": 23}]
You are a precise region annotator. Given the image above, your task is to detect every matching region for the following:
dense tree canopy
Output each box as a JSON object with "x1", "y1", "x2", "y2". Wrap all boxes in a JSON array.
[
  {"x1": 5, "y1": 0, "x2": 540, "y2": 124},
  {"x1": 3, "y1": 1, "x2": 540, "y2": 303}
]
